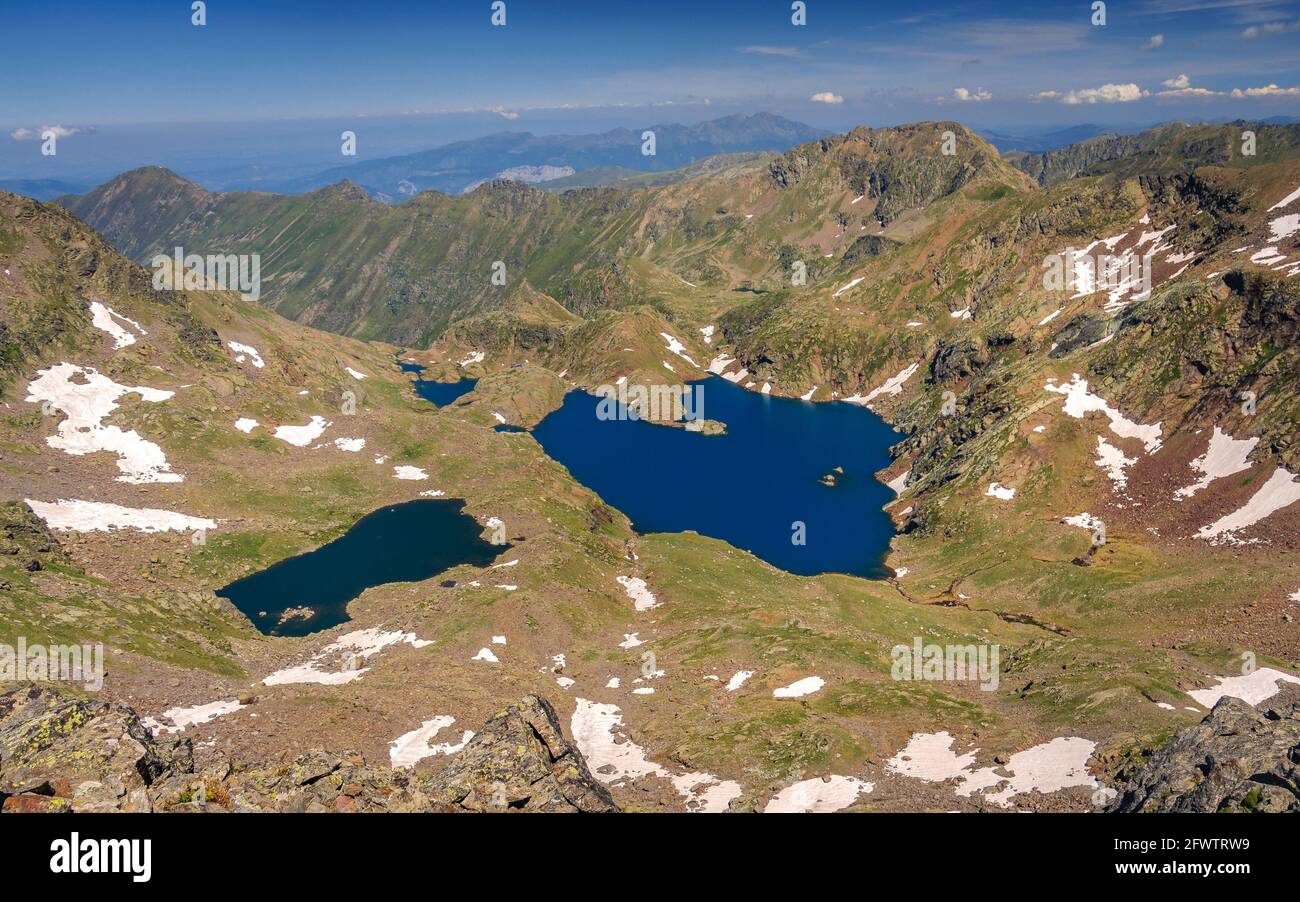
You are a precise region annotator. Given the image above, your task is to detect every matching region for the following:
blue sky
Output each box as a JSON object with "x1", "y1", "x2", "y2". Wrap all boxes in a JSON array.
[{"x1": 2, "y1": 0, "x2": 1298, "y2": 181}]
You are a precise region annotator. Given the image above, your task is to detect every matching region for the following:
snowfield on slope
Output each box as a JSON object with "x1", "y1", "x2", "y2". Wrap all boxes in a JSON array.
[
  {"x1": 26, "y1": 362, "x2": 183, "y2": 484},
  {"x1": 1044, "y1": 374, "x2": 1162, "y2": 452},
  {"x1": 1175, "y1": 427, "x2": 1257, "y2": 499},
  {"x1": 389, "y1": 716, "x2": 474, "y2": 768},
  {"x1": 1196, "y1": 467, "x2": 1300, "y2": 541},
  {"x1": 1185, "y1": 668, "x2": 1300, "y2": 708},
  {"x1": 886, "y1": 731, "x2": 1098, "y2": 808},
  {"x1": 571, "y1": 698, "x2": 742, "y2": 813},
  {"x1": 763, "y1": 776, "x2": 873, "y2": 813},
  {"x1": 88, "y1": 301, "x2": 145, "y2": 349},
  {"x1": 25, "y1": 498, "x2": 215, "y2": 534},
  {"x1": 262, "y1": 628, "x2": 432, "y2": 686}
]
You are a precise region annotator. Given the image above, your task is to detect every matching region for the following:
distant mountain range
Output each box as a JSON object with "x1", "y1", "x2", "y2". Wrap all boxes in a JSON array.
[
  {"x1": 0, "y1": 178, "x2": 90, "y2": 201},
  {"x1": 258, "y1": 112, "x2": 825, "y2": 200}
]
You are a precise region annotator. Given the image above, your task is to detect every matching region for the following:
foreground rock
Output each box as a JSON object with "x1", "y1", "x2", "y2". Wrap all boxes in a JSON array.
[
  {"x1": 0, "y1": 687, "x2": 615, "y2": 813},
  {"x1": 422, "y1": 695, "x2": 617, "y2": 812},
  {"x1": 1107, "y1": 685, "x2": 1300, "y2": 813}
]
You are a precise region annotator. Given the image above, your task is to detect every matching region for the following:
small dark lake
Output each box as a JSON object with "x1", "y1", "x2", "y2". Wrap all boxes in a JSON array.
[
  {"x1": 531, "y1": 376, "x2": 898, "y2": 579},
  {"x1": 218, "y1": 499, "x2": 507, "y2": 637},
  {"x1": 401, "y1": 361, "x2": 477, "y2": 407}
]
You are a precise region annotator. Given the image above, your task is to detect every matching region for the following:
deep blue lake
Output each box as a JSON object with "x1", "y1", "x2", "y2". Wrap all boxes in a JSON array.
[
  {"x1": 400, "y1": 360, "x2": 477, "y2": 406},
  {"x1": 531, "y1": 376, "x2": 899, "y2": 579},
  {"x1": 218, "y1": 499, "x2": 508, "y2": 637}
]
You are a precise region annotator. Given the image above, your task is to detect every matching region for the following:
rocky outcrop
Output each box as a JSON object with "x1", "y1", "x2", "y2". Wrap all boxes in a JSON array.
[
  {"x1": 422, "y1": 694, "x2": 617, "y2": 812},
  {"x1": 0, "y1": 687, "x2": 616, "y2": 814},
  {"x1": 0, "y1": 687, "x2": 192, "y2": 813},
  {"x1": 1107, "y1": 685, "x2": 1300, "y2": 813}
]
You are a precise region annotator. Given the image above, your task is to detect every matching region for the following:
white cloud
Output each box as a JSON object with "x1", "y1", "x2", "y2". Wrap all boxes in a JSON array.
[
  {"x1": 486, "y1": 106, "x2": 519, "y2": 120},
  {"x1": 9, "y1": 125, "x2": 85, "y2": 142},
  {"x1": 739, "y1": 45, "x2": 801, "y2": 57},
  {"x1": 1242, "y1": 20, "x2": 1300, "y2": 39},
  {"x1": 1231, "y1": 84, "x2": 1300, "y2": 96},
  {"x1": 1143, "y1": 33, "x2": 1165, "y2": 49},
  {"x1": 810, "y1": 91, "x2": 844, "y2": 104},
  {"x1": 1156, "y1": 74, "x2": 1223, "y2": 97},
  {"x1": 1060, "y1": 83, "x2": 1146, "y2": 104},
  {"x1": 952, "y1": 87, "x2": 992, "y2": 102},
  {"x1": 1030, "y1": 90, "x2": 1062, "y2": 101}
]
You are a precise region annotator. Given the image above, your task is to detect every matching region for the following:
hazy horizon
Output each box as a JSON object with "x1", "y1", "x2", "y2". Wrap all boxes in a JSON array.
[{"x1": 4, "y1": 0, "x2": 1298, "y2": 188}]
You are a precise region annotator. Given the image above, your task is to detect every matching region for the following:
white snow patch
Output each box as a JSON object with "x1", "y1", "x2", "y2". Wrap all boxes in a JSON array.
[
  {"x1": 886, "y1": 731, "x2": 1097, "y2": 808},
  {"x1": 950, "y1": 307, "x2": 972, "y2": 320},
  {"x1": 458, "y1": 350, "x2": 485, "y2": 367},
  {"x1": 262, "y1": 628, "x2": 431, "y2": 686},
  {"x1": 618, "y1": 633, "x2": 644, "y2": 649},
  {"x1": 143, "y1": 699, "x2": 245, "y2": 736},
  {"x1": 725, "y1": 670, "x2": 753, "y2": 692},
  {"x1": 273, "y1": 415, "x2": 329, "y2": 447},
  {"x1": 660, "y1": 332, "x2": 699, "y2": 367},
  {"x1": 1251, "y1": 246, "x2": 1287, "y2": 266},
  {"x1": 389, "y1": 716, "x2": 473, "y2": 768},
  {"x1": 843, "y1": 363, "x2": 919, "y2": 408},
  {"x1": 1197, "y1": 467, "x2": 1300, "y2": 541},
  {"x1": 763, "y1": 776, "x2": 873, "y2": 813},
  {"x1": 1268, "y1": 213, "x2": 1300, "y2": 242},
  {"x1": 1094, "y1": 436, "x2": 1137, "y2": 491},
  {"x1": 333, "y1": 437, "x2": 365, "y2": 452},
  {"x1": 227, "y1": 341, "x2": 264, "y2": 369},
  {"x1": 1062, "y1": 512, "x2": 1104, "y2": 531},
  {"x1": 344, "y1": 366, "x2": 367, "y2": 380},
  {"x1": 984, "y1": 482, "x2": 1016, "y2": 501},
  {"x1": 1044, "y1": 374, "x2": 1162, "y2": 452},
  {"x1": 571, "y1": 698, "x2": 742, "y2": 812},
  {"x1": 886, "y1": 469, "x2": 910, "y2": 495},
  {"x1": 617, "y1": 575, "x2": 659, "y2": 611},
  {"x1": 773, "y1": 676, "x2": 824, "y2": 698},
  {"x1": 26, "y1": 498, "x2": 214, "y2": 534},
  {"x1": 393, "y1": 465, "x2": 428, "y2": 481},
  {"x1": 1268, "y1": 184, "x2": 1300, "y2": 211},
  {"x1": 26, "y1": 363, "x2": 182, "y2": 483},
  {"x1": 89, "y1": 301, "x2": 145, "y2": 349},
  {"x1": 1174, "y1": 427, "x2": 1257, "y2": 499},
  {"x1": 700, "y1": 325, "x2": 715, "y2": 344},
  {"x1": 1186, "y1": 668, "x2": 1300, "y2": 708},
  {"x1": 800, "y1": 386, "x2": 817, "y2": 401},
  {"x1": 234, "y1": 418, "x2": 258, "y2": 433},
  {"x1": 472, "y1": 647, "x2": 499, "y2": 663},
  {"x1": 832, "y1": 276, "x2": 864, "y2": 298},
  {"x1": 1037, "y1": 308, "x2": 1062, "y2": 326}
]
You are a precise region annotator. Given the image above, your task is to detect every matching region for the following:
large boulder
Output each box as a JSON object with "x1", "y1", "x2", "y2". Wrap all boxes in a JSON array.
[{"x1": 1107, "y1": 684, "x2": 1300, "y2": 813}]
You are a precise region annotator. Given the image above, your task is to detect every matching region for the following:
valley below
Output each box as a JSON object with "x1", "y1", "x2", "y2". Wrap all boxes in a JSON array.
[{"x1": 2, "y1": 119, "x2": 1300, "y2": 815}]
